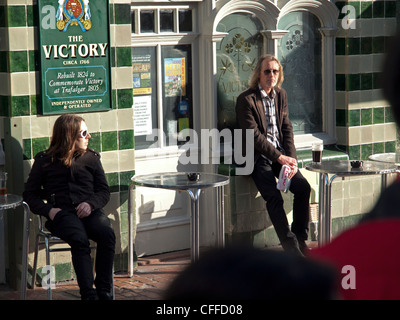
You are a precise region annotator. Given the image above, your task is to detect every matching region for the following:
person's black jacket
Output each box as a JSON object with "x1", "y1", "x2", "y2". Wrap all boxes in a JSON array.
[{"x1": 23, "y1": 148, "x2": 110, "y2": 219}]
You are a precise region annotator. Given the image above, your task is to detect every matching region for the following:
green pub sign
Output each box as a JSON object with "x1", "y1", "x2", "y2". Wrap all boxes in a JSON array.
[{"x1": 38, "y1": 0, "x2": 111, "y2": 114}]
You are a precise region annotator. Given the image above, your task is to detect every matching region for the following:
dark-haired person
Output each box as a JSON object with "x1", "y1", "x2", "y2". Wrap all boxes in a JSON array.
[
  {"x1": 23, "y1": 114, "x2": 115, "y2": 300},
  {"x1": 236, "y1": 54, "x2": 311, "y2": 255}
]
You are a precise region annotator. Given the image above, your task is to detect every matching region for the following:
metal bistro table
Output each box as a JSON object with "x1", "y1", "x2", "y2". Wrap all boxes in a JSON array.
[
  {"x1": 306, "y1": 160, "x2": 397, "y2": 246},
  {"x1": 128, "y1": 172, "x2": 229, "y2": 277},
  {"x1": 369, "y1": 152, "x2": 400, "y2": 166},
  {"x1": 0, "y1": 194, "x2": 31, "y2": 299}
]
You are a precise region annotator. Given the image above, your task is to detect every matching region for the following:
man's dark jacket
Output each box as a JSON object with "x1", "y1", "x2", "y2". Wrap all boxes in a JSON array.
[{"x1": 235, "y1": 86, "x2": 296, "y2": 169}]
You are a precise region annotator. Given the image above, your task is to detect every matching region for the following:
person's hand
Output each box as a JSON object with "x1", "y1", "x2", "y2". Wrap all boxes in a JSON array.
[
  {"x1": 277, "y1": 155, "x2": 298, "y2": 179},
  {"x1": 49, "y1": 208, "x2": 62, "y2": 221},
  {"x1": 76, "y1": 202, "x2": 93, "y2": 219}
]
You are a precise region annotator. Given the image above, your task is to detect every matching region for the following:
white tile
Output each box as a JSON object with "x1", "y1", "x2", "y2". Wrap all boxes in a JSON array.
[
  {"x1": 117, "y1": 108, "x2": 134, "y2": 130},
  {"x1": 118, "y1": 149, "x2": 135, "y2": 171},
  {"x1": 384, "y1": 123, "x2": 397, "y2": 141},
  {"x1": 112, "y1": 66, "x2": 134, "y2": 89},
  {"x1": 10, "y1": 73, "x2": 29, "y2": 95},
  {"x1": 348, "y1": 127, "x2": 361, "y2": 145},
  {"x1": 100, "y1": 109, "x2": 118, "y2": 131},
  {"x1": 8, "y1": 27, "x2": 35, "y2": 51},
  {"x1": 101, "y1": 150, "x2": 119, "y2": 172},
  {"x1": 30, "y1": 116, "x2": 52, "y2": 138},
  {"x1": 360, "y1": 125, "x2": 373, "y2": 144}
]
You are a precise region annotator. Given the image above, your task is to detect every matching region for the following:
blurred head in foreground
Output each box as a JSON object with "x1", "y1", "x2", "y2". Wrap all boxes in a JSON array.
[{"x1": 164, "y1": 246, "x2": 338, "y2": 300}]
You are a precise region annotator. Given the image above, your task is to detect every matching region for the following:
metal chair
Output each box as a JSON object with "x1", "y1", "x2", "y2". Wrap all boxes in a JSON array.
[{"x1": 31, "y1": 215, "x2": 115, "y2": 299}]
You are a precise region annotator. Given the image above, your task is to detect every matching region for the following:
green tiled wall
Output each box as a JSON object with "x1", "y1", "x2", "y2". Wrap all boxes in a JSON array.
[
  {"x1": 2, "y1": 0, "x2": 135, "y2": 283},
  {"x1": 336, "y1": 1, "x2": 397, "y2": 19},
  {"x1": 338, "y1": 106, "x2": 394, "y2": 127},
  {"x1": 334, "y1": 0, "x2": 398, "y2": 160}
]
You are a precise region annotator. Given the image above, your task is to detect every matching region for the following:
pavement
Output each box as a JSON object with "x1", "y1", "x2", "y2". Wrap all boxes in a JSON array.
[
  {"x1": 0, "y1": 249, "x2": 192, "y2": 300},
  {"x1": 0, "y1": 242, "x2": 319, "y2": 301}
]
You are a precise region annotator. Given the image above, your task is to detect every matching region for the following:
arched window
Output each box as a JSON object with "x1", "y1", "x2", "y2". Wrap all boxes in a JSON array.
[
  {"x1": 278, "y1": 11, "x2": 322, "y2": 135},
  {"x1": 216, "y1": 13, "x2": 263, "y2": 131},
  {"x1": 210, "y1": 0, "x2": 338, "y2": 147}
]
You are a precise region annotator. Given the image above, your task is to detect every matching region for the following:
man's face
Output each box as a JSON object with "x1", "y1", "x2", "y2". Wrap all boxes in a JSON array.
[{"x1": 259, "y1": 59, "x2": 280, "y2": 92}]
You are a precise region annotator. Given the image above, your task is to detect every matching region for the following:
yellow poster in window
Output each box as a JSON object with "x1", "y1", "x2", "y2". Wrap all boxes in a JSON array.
[
  {"x1": 178, "y1": 117, "x2": 189, "y2": 132},
  {"x1": 164, "y1": 58, "x2": 186, "y2": 97}
]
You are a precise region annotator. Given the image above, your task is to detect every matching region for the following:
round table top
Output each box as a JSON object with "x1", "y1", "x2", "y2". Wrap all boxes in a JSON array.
[
  {"x1": 0, "y1": 194, "x2": 23, "y2": 210},
  {"x1": 132, "y1": 172, "x2": 230, "y2": 190},
  {"x1": 305, "y1": 160, "x2": 398, "y2": 176},
  {"x1": 369, "y1": 153, "x2": 400, "y2": 166}
]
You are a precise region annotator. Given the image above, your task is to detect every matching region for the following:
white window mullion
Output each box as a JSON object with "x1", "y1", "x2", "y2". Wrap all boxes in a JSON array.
[
  {"x1": 156, "y1": 44, "x2": 164, "y2": 148},
  {"x1": 174, "y1": 8, "x2": 179, "y2": 33},
  {"x1": 155, "y1": 8, "x2": 160, "y2": 34}
]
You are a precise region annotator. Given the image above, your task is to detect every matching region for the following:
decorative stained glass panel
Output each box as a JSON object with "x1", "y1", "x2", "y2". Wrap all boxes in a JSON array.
[
  {"x1": 278, "y1": 12, "x2": 322, "y2": 134},
  {"x1": 216, "y1": 13, "x2": 263, "y2": 130}
]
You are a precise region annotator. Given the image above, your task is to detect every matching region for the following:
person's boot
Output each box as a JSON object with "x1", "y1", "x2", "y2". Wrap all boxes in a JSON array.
[
  {"x1": 297, "y1": 239, "x2": 309, "y2": 255},
  {"x1": 81, "y1": 288, "x2": 98, "y2": 300},
  {"x1": 97, "y1": 288, "x2": 113, "y2": 300},
  {"x1": 280, "y1": 232, "x2": 304, "y2": 257}
]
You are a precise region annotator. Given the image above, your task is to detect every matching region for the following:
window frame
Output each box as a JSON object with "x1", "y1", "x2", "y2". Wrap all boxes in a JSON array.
[{"x1": 131, "y1": 4, "x2": 200, "y2": 159}]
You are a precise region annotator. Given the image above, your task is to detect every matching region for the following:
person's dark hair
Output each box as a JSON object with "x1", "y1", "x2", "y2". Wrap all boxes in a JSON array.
[
  {"x1": 164, "y1": 246, "x2": 338, "y2": 300},
  {"x1": 46, "y1": 114, "x2": 85, "y2": 166}
]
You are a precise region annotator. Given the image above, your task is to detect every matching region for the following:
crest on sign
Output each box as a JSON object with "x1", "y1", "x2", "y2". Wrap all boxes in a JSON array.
[{"x1": 56, "y1": 0, "x2": 92, "y2": 32}]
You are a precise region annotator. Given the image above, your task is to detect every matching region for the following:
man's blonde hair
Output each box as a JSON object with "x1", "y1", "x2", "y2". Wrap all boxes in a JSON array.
[{"x1": 248, "y1": 54, "x2": 284, "y2": 90}]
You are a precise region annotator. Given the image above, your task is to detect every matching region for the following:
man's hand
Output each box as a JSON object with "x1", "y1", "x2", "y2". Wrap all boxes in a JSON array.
[
  {"x1": 277, "y1": 155, "x2": 298, "y2": 179},
  {"x1": 76, "y1": 202, "x2": 93, "y2": 219}
]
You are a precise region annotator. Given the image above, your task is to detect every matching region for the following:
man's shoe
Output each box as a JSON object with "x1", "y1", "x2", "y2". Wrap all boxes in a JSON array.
[
  {"x1": 287, "y1": 246, "x2": 305, "y2": 257},
  {"x1": 281, "y1": 233, "x2": 304, "y2": 257},
  {"x1": 97, "y1": 290, "x2": 113, "y2": 300},
  {"x1": 81, "y1": 289, "x2": 99, "y2": 300},
  {"x1": 298, "y1": 240, "x2": 309, "y2": 255}
]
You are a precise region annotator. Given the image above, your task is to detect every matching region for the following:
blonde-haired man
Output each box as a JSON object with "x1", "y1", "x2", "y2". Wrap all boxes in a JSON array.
[{"x1": 236, "y1": 54, "x2": 311, "y2": 255}]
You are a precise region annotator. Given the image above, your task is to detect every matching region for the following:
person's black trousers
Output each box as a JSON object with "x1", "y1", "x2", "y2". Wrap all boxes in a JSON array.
[
  {"x1": 251, "y1": 157, "x2": 311, "y2": 250},
  {"x1": 48, "y1": 208, "x2": 115, "y2": 298}
]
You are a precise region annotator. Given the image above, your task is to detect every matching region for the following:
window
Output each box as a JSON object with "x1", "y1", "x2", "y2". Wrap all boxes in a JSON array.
[
  {"x1": 278, "y1": 12, "x2": 322, "y2": 135},
  {"x1": 214, "y1": 1, "x2": 337, "y2": 146},
  {"x1": 140, "y1": 10, "x2": 155, "y2": 33},
  {"x1": 160, "y1": 10, "x2": 174, "y2": 32},
  {"x1": 162, "y1": 45, "x2": 193, "y2": 147},
  {"x1": 216, "y1": 13, "x2": 264, "y2": 131},
  {"x1": 179, "y1": 10, "x2": 192, "y2": 32},
  {"x1": 132, "y1": 8, "x2": 193, "y2": 34},
  {"x1": 132, "y1": 47, "x2": 158, "y2": 150},
  {"x1": 132, "y1": 45, "x2": 192, "y2": 150},
  {"x1": 132, "y1": 6, "x2": 195, "y2": 151}
]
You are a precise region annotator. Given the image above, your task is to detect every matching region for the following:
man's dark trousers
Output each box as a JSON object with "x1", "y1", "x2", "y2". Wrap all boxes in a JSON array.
[{"x1": 251, "y1": 157, "x2": 311, "y2": 249}]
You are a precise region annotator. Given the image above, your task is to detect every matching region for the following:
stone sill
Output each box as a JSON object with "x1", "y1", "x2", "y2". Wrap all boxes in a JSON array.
[{"x1": 218, "y1": 145, "x2": 349, "y2": 176}]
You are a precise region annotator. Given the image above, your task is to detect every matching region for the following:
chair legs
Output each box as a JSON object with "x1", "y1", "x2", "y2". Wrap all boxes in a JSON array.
[
  {"x1": 32, "y1": 235, "x2": 115, "y2": 300},
  {"x1": 31, "y1": 234, "x2": 40, "y2": 290},
  {"x1": 44, "y1": 237, "x2": 52, "y2": 300}
]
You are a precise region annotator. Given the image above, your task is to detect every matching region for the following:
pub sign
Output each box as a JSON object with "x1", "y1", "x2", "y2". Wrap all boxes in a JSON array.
[{"x1": 38, "y1": 0, "x2": 111, "y2": 114}]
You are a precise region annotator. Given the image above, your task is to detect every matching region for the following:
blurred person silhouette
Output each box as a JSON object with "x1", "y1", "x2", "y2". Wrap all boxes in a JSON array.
[
  {"x1": 308, "y1": 29, "x2": 400, "y2": 300},
  {"x1": 308, "y1": 219, "x2": 400, "y2": 300},
  {"x1": 23, "y1": 114, "x2": 115, "y2": 300},
  {"x1": 164, "y1": 246, "x2": 338, "y2": 300}
]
